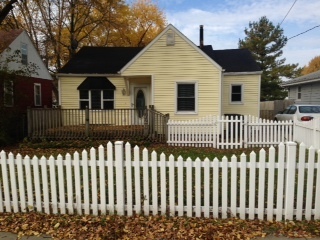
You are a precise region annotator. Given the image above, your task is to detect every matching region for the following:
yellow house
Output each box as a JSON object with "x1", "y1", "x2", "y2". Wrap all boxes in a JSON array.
[{"x1": 57, "y1": 24, "x2": 262, "y2": 121}]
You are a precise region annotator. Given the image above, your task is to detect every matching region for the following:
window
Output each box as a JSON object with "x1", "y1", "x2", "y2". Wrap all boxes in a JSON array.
[
  {"x1": 34, "y1": 83, "x2": 41, "y2": 106},
  {"x1": 21, "y1": 42, "x2": 28, "y2": 65},
  {"x1": 77, "y1": 77, "x2": 116, "y2": 110},
  {"x1": 231, "y1": 84, "x2": 242, "y2": 103},
  {"x1": 4, "y1": 80, "x2": 13, "y2": 107},
  {"x1": 297, "y1": 86, "x2": 302, "y2": 100},
  {"x1": 176, "y1": 83, "x2": 197, "y2": 113},
  {"x1": 287, "y1": 105, "x2": 297, "y2": 114},
  {"x1": 79, "y1": 90, "x2": 114, "y2": 109}
]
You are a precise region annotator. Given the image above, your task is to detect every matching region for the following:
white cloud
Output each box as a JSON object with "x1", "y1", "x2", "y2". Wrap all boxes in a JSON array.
[{"x1": 163, "y1": 0, "x2": 320, "y2": 67}]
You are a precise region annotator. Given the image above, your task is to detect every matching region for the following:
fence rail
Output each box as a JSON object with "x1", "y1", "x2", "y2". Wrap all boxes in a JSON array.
[
  {"x1": 1, "y1": 141, "x2": 320, "y2": 221},
  {"x1": 27, "y1": 107, "x2": 169, "y2": 142}
]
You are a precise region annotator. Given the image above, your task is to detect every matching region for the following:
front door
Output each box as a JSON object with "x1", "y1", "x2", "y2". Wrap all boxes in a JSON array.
[{"x1": 132, "y1": 85, "x2": 150, "y2": 123}]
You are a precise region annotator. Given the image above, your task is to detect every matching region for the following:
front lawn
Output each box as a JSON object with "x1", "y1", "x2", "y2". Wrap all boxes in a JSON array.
[{"x1": 2, "y1": 139, "x2": 263, "y2": 161}]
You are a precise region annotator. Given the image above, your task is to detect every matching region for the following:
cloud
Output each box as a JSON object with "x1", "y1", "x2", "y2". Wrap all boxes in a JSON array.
[{"x1": 163, "y1": 0, "x2": 320, "y2": 66}]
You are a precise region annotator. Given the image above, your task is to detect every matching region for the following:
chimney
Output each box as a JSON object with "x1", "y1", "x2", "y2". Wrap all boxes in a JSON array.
[{"x1": 200, "y1": 25, "x2": 204, "y2": 48}]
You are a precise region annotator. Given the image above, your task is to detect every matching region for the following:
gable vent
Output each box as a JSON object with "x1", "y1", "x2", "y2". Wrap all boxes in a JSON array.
[{"x1": 166, "y1": 32, "x2": 175, "y2": 46}]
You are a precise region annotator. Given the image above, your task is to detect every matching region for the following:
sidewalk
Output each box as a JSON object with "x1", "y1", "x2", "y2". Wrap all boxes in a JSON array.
[{"x1": 0, "y1": 232, "x2": 52, "y2": 239}]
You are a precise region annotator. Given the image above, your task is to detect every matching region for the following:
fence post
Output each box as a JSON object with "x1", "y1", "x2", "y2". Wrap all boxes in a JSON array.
[
  {"x1": 165, "y1": 113, "x2": 170, "y2": 141},
  {"x1": 292, "y1": 115, "x2": 297, "y2": 142},
  {"x1": 244, "y1": 115, "x2": 248, "y2": 148},
  {"x1": 115, "y1": 141, "x2": 125, "y2": 215},
  {"x1": 284, "y1": 141, "x2": 297, "y2": 220},
  {"x1": 27, "y1": 107, "x2": 33, "y2": 138},
  {"x1": 85, "y1": 106, "x2": 89, "y2": 138}
]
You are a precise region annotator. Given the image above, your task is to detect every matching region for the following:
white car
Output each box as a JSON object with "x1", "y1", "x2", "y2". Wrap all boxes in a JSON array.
[{"x1": 274, "y1": 104, "x2": 320, "y2": 121}]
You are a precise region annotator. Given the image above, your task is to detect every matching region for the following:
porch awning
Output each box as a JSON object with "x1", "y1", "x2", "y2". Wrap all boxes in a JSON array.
[{"x1": 77, "y1": 77, "x2": 116, "y2": 90}]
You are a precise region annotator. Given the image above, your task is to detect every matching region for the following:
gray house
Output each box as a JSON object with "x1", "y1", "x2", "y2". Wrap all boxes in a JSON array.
[{"x1": 281, "y1": 70, "x2": 320, "y2": 104}]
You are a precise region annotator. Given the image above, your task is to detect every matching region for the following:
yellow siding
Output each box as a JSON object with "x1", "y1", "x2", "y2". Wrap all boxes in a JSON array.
[
  {"x1": 222, "y1": 74, "x2": 261, "y2": 117},
  {"x1": 59, "y1": 76, "x2": 131, "y2": 109},
  {"x1": 122, "y1": 29, "x2": 221, "y2": 120}
]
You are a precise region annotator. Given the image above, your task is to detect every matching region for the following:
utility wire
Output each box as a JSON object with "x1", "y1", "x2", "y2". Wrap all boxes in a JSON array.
[
  {"x1": 280, "y1": 0, "x2": 298, "y2": 25},
  {"x1": 288, "y1": 25, "x2": 320, "y2": 40}
]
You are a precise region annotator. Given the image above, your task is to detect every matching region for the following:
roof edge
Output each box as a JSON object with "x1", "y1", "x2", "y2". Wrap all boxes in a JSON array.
[
  {"x1": 281, "y1": 78, "x2": 320, "y2": 87},
  {"x1": 56, "y1": 73, "x2": 121, "y2": 77}
]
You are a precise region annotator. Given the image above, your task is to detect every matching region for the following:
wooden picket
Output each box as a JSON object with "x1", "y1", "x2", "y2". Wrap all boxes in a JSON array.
[{"x1": 1, "y1": 141, "x2": 320, "y2": 221}]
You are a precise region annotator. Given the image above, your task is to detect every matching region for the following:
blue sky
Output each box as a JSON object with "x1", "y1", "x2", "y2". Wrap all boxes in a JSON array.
[{"x1": 153, "y1": 0, "x2": 320, "y2": 68}]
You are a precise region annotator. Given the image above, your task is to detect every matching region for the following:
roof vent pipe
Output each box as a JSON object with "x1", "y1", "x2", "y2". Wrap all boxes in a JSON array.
[{"x1": 200, "y1": 25, "x2": 204, "y2": 48}]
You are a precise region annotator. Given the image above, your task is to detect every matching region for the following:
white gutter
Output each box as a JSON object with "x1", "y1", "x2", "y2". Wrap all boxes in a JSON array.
[{"x1": 223, "y1": 71, "x2": 263, "y2": 76}]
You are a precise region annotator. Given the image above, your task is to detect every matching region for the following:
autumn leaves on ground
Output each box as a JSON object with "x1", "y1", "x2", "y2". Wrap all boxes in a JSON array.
[
  {"x1": 0, "y1": 212, "x2": 320, "y2": 239},
  {"x1": 1, "y1": 140, "x2": 320, "y2": 239}
]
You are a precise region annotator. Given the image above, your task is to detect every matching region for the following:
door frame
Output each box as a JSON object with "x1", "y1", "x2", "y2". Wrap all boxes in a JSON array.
[
  {"x1": 131, "y1": 84, "x2": 151, "y2": 124},
  {"x1": 131, "y1": 84, "x2": 151, "y2": 109}
]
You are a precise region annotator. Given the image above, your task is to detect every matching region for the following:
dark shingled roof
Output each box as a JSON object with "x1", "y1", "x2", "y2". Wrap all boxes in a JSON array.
[
  {"x1": 58, "y1": 45, "x2": 260, "y2": 74},
  {"x1": 200, "y1": 45, "x2": 261, "y2": 72},
  {"x1": 59, "y1": 46, "x2": 143, "y2": 74}
]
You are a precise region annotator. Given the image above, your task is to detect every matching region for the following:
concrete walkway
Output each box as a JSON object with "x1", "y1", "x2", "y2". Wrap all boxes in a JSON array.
[{"x1": 0, "y1": 232, "x2": 52, "y2": 239}]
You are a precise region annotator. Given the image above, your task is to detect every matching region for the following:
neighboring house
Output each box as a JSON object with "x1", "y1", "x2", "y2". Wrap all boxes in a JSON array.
[
  {"x1": 281, "y1": 70, "x2": 320, "y2": 104},
  {"x1": 57, "y1": 24, "x2": 261, "y2": 120},
  {"x1": 0, "y1": 29, "x2": 53, "y2": 111}
]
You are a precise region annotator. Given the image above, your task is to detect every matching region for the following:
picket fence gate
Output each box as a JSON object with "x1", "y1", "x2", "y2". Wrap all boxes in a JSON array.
[
  {"x1": 167, "y1": 115, "x2": 294, "y2": 149},
  {"x1": 1, "y1": 141, "x2": 320, "y2": 221}
]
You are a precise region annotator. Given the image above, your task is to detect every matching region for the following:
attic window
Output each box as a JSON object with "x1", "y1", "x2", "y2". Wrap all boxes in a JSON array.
[
  {"x1": 21, "y1": 42, "x2": 28, "y2": 65},
  {"x1": 166, "y1": 32, "x2": 175, "y2": 46}
]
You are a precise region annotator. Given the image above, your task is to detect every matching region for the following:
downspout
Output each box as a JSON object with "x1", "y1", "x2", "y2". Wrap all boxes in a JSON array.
[
  {"x1": 219, "y1": 69, "x2": 225, "y2": 116},
  {"x1": 151, "y1": 74, "x2": 154, "y2": 105}
]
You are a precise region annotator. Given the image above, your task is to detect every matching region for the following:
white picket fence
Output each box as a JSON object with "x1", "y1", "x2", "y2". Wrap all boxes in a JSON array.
[
  {"x1": 1, "y1": 141, "x2": 320, "y2": 221},
  {"x1": 167, "y1": 115, "x2": 294, "y2": 149},
  {"x1": 294, "y1": 117, "x2": 320, "y2": 150}
]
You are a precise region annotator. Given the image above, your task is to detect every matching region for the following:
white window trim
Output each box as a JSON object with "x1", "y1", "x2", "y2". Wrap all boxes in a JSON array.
[
  {"x1": 34, "y1": 83, "x2": 42, "y2": 106},
  {"x1": 79, "y1": 90, "x2": 115, "y2": 109},
  {"x1": 230, "y1": 84, "x2": 243, "y2": 105},
  {"x1": 297, "y1": 86, "x2": 302, "y2": 100},
  {"x1": 175, "y1": 81, "x2": 198, "y2": 115},
  {"x1": 21, "y1": 42, "x2": 28, "y2": 65}
]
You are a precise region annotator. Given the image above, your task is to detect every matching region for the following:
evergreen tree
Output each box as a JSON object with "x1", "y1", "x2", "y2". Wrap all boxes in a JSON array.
[{"x1": 239, "y1": 16, "x2": 301, "y2": 101}]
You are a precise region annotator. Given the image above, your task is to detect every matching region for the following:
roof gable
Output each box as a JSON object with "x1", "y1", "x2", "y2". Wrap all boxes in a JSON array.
[
  {"x1": 0, "y1": 29, "x2": 52, "y2": 80},
  {"x1": 119, "y1": 24, "x2": 222, "y2": 73},
  {"x1": 0, "y1": 29, "x2": 23, "y2": 54}
]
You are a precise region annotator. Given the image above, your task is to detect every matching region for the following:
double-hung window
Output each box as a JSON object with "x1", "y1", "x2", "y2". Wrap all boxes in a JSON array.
[
  {"x1": 4, "y1": 80, "x2": 14, "y2": 107},
  {"x1": 231, "y1": 84, "x2": 243, "y2": 103},
  {"x1": 297, "y1": 86, "x2": 302, "y2": 100},
  {"x1": 176, "y1": 82, "x2": 197, "y2": 113},
  {"x1": 21, "y1": 42, "x2": 28, "y2": 65},
  {"x1": 34, "y1": 83, "x2": 42, "y2": 106}
]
